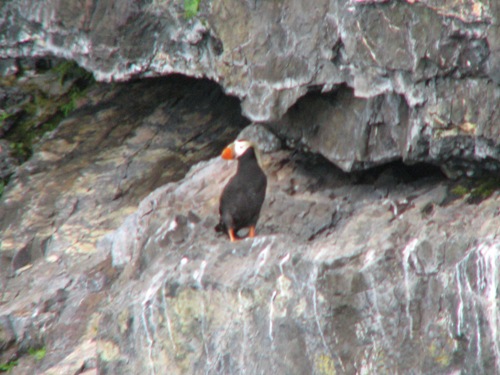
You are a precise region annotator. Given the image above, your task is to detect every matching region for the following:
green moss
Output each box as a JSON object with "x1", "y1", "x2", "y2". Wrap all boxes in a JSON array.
[
  {"x1": 314, "y1": 354, "x2": 336, "y2": 375},
  {"x1": 10, "y1": 142, "x2": 30, "y2": 161},
  {"x1": 0, "y1": 347, "x2": 45, "y2": 372},
  {"x1": 51, "y1": 60, "x2": 94, "y2": 118},
  {"x1": 0, "y1": 112, "x2": 12, "y2": 125},
  {"x1": 3, "y1": 60, "x2": 95, "y2": 163},
  {"x1": 28, "y1": 347, "x2": 46, "y2": 361},
  {"x1": 450, "y1": 185, "x2": 469, "y2": 197},
  {"x1": 184, "y1": 0, "x2": 201, "y2": 19},
  {"x1": 60, "y1": 98, "x2": 76, "y2": 117},
  {"x1": 0, "y1": 360, "x2": 18, "y2": 372},
  {"x1": 447, "y1": 177, "x2": 500, "y2": 205},
  {"x1": 52, "y1": 60, "x2": 94, "y2": 86},
  {"x1": 467, "y1": 177, "x2": 500, "y2": 204},
  {"x1": 428, "y1": 337, "x2": 454, "y2": 368}
]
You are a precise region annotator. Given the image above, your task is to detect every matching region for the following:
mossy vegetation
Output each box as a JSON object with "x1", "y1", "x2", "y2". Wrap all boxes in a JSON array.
[
  {"x1": 0, "y1": 346, "x2": 46, "y2": 372},
  {"x1": 52, "y1": 60, "x2": 94, "y2": 86},
  {"x1": 314, "y1": 353, "x2": 337, "y2": 375},
  {"x1": 450, "y1": 185, "x2": 469, "y2": 197},
  {"x1": 0, "y1": 58, "x2": 95, "y2": 198},
  {"x1": 467, "y1": 177, "x2": 500, "y2": 204},
  {"x1": 28, "y1": 347, "x2": 46, "y2": 361},
  {"x1": 4, "y1": 59, "x2": 94, "y2": 162},
  {"x1": 0, "y1": 112, "x2": 12, "y2": 124},
  {"x1": 184, "y1": 0, "x2": 201, "y2": 19},
  {"x1": 0, "y1": 360, "x2": 18, "y2": 372},
  {"x1": 446, "y1": 177, "x2": 500, "y2": 205}
]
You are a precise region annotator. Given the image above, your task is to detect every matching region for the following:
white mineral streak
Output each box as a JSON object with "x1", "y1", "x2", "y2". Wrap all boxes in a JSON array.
[
  {"x1": 455, "y1": 239, "x2": 500, "y2": 372},
  {"x1": 402, "y1": 238, "x2": 419, "y2": 339},
  {"x1": 253, "y1": 242, "x2": 271, "y2": 277},
  {"x1": 479, "y1": 242, "x2": 500, "y2": 371},
  {"x1": 269, "y1": 289, "x2": 277, "y2": 341},
  {"x1": 141, "y1": 271, "x2": 167, "y2": 375}
]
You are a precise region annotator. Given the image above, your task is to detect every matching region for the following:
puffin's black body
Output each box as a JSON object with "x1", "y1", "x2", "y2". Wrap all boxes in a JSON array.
[{"x1": 217, "y1": 146, "x2": 267, "y2": 240}]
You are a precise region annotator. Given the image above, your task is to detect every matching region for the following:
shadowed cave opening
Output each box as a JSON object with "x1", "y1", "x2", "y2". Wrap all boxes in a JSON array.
[
  {"x1": 0, "y1": 58, "x2": 424, "y2": 182},
  {"x1": 2, "y1": 56, "x2": 500, "y2": 374},
  {"x1": 1, "y1": 57, "x2": 497, "y2": 207},
  {"x1": 1, "y1": 57, "x2": 488, "y2": 206},
  {"x1": 290, "y1": 149, "x2": 446, "y2": 187}
]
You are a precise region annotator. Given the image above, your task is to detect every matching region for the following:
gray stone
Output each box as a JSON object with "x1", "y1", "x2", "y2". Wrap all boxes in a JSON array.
[
  {"x1": 237, "y1": 124, "x2": 282, "y2": 153},
  {"x1": 95, "y1": 147, "x2": 500, "y2": 375},
  {"x1": 0, "y1": 73, "x2": 499, "y2": 373},
  {"x1": 0, "y1": 1, "x2": 499, "y2": 373},
  {"x1": 0, "y1": 59, "x2": 17, "y2": 77},
  {"x1": 0, "y1": 71, "x2": 250, "y2": 373}
]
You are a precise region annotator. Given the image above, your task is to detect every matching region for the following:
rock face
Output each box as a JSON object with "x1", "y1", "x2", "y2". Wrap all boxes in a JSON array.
[
  {"x1": 0, "y1": 70, "x2": 499, "y2": 374},
  {"x1": 0, "y1": 104, "x2": 500, "y2": 374},
  {"x1": 1, "y1": 0, "x2": 500, "y2": 172},
  {"x1": 1, "y1": 0, "x2": 500, "y2": 374},
  {"x1": 99, "y1": 149, "x2": 500, "y2": 375},
  {"x1": 0, "y1": 74, "x2": 248, "y2": 374},
  {"x1": 0, "y1": 74, "x2": 246, "y2": 272}
]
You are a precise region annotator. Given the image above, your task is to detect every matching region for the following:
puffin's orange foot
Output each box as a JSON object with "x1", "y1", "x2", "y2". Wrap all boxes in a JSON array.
[
  {"x1": 228, "y1": 228, "x2": 239, "y2": 242},
  {"x1": 249, "y1": 226, "x2": 256, "y2": 238}
]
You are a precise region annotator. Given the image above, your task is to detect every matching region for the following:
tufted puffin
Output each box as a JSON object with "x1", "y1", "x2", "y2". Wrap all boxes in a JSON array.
[{"x1": 216, "y1": 140, "x2": 267, "y2": 242}]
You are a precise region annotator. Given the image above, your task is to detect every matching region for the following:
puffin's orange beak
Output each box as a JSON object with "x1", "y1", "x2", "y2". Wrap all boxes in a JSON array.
[{"x1": 221, "y1": 145, "x2": 235, "y2": 160}]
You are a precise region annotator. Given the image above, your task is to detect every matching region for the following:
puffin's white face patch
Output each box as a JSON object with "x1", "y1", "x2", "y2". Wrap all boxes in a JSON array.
[{"x1": 234, "y1": 140, "x2": 252, "y2": 157}]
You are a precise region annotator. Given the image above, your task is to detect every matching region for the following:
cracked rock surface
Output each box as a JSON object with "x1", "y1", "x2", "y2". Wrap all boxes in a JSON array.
[
  {"x1": 0, "y1": 75, "x2": 247, "y2": 373},
  {"x1": 101, "y1": 148, "x2": 500, "y2": 375},
  {"x1": 1, "y1": 0, "x2": 500, "y2": 172},
  {"x1": 0, "y1": 73, "x2": 499, "y2": 374}
]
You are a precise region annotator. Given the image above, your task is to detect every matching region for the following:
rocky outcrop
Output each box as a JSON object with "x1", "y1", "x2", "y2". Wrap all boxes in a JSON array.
[
  {"x1": 100, "y1": 149, "x2": 500, "y2": 375},
  {"x1": 0, "y1": 93, "x2": 500, "y2": 374},
  {"x1": 0, "y1": 69, "x2": 499, "y2": 373},
  {"x1": 0, "y1": 74, "x2": 248, "y2": 373},
  {"x1": 1, "y1": 1, "x2": 500, "y2": 373},
  {"x1": 0, "y1": 74, "x2": 246, "y2": 272},
  {"x1": 1, "y1": 0, "x2": 500, "y2": 172}
]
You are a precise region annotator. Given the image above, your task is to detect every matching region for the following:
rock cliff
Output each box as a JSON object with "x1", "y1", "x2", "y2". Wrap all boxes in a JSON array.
[
  {"x1": 0, "y1": 0, "x2": 499, "y2": 374},
  {"x1": 0, "y1": 69, "x2": 499, "y2": 374}
]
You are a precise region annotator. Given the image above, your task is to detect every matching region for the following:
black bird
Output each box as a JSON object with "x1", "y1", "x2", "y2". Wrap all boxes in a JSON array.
[{"x1": 216, "y1": 140, "x2": 267, "y2": 242}]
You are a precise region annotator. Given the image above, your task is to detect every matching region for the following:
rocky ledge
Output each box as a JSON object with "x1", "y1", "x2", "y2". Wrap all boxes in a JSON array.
[
  {"x1": 101, "y1": 146, "x2": 500, "y2": 374},
  {"x1": 1, "y1": 0, "x2": 500, "y2": 373},
  {"x1": 0, "y1": 73, "x2": 499, "y2": 374}
]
